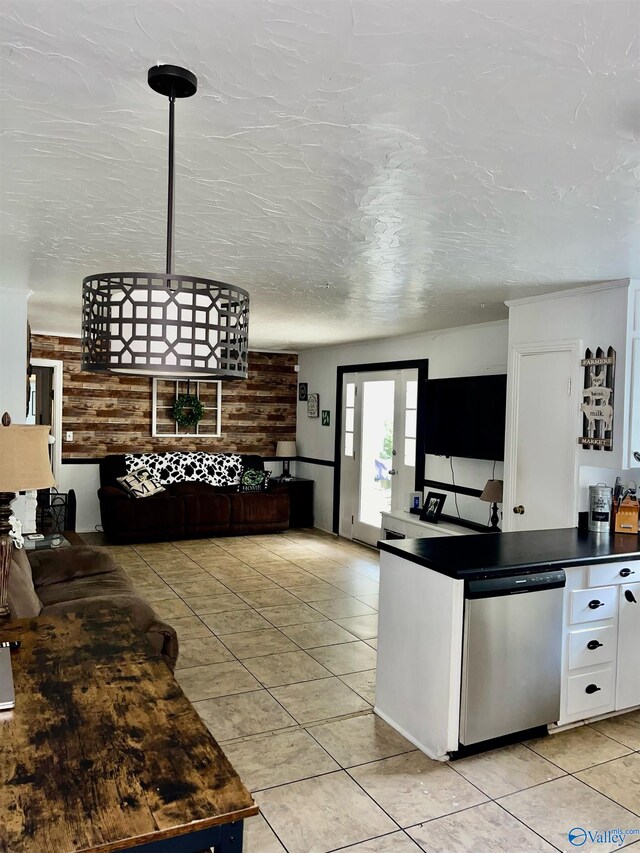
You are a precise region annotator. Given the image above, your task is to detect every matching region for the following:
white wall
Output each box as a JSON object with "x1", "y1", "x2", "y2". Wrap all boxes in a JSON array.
[
  {"x1": 58, "y1": 463, "x2": 102, "y2": 534},
  {"x1": 0, "y1": 287, "x2": 30, "y2": 422},
  {"x1": 0, "y1": 288, "x2": 36, "y2": 529},
  {"x1": 297, "y1": 320, "x2": 509, "y2": 532}
]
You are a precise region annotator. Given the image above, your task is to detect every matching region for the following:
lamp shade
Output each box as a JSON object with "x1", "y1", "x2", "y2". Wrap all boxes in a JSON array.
[
  {"x1": 0, "y1": 425, "x2": 55, "y2": 492},
  {"x1": 276, "y1": 441, "x2": 297, "y2": 458},
  {"x1": 82, "y1": 273, "x2": 249, "y2": 378},
  {"x1": 480, "y1": 479, "x2": 503, "y2": 503}
]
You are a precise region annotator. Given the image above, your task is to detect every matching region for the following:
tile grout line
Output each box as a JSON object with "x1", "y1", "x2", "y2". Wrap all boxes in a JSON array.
[{"x1": 491, "y1": 799, "x2": 566, "y2": 853}]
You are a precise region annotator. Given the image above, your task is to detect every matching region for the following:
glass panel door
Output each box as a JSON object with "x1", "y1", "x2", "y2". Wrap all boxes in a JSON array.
[
  {"x1": 352, "y1": 379, "x2": 395, "y2": 544},
  {"x1": 339, "y1": 368, "x2": 419, "y2": 546}
]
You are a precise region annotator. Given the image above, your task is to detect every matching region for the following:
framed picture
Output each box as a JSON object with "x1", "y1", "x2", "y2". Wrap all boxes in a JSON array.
[
  {"x1": 307, "y1": 393, "x2": 319, "y2": 418},
  {"x1": 420, "y1": 492, "x2": 446, "y2": 523},
  {"x1": 298, "y1": 383, "x2": 308, "y2": 402},
  {"x1": 321, "y1": 410, "x2": 330, "y2": 426}
]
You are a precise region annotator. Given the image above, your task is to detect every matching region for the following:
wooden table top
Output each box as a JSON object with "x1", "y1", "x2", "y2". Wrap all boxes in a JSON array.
[{"x1": 0, "y1": 612, "x2": 257, "y2": 853}]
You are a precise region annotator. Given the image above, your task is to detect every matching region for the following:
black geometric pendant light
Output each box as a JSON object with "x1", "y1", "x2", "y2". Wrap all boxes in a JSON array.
[{"x1": 81, "y1": 65, "x2": 249, "y2": 378}]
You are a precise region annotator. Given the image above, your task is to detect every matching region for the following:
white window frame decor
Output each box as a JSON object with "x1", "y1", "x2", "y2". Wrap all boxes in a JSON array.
[{"x1": 152, "y1": 378, "x2": 222, "y2": 437}]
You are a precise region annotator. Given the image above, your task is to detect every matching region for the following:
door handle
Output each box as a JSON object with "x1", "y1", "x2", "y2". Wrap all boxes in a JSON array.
[
  {"x1": 388, "y1": 469, "x2": 397, "y2": 476},
  {"x1": 625, "y1": 589, "x2": 638, "y2": 604},
  {"x1": 587, "y1": 640, "x2": 603, "y2": 650},
  {"x1": 588, "y1": 599, "x2": 605, "y2": 609},
  {"x1": 512, "y1": 505, "x2": 525, "y2": 515},
  {"x1": 619, "y1": 568, "x2": 635, "y2": 577},
  {"x1": 585, "y1": 684, "x2": 601, "y2": 694}
]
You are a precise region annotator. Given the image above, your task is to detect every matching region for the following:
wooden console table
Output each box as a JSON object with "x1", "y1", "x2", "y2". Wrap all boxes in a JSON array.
[{"x1": 0, "y1": 612, "x2": 257, "y2": 853}]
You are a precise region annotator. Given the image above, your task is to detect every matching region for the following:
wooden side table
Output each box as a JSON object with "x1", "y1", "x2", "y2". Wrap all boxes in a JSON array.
[
  {"x1": 0, "y1": 612, "x2": 257, "y2": 853},
  {"x1": 275, "y1": 477, "x2": 314, "y2": 528}
]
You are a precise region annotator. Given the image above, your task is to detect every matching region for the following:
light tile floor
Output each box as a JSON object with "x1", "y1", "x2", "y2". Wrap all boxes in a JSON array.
[{"x1": 89, "y1": 528, "x2": 640, "y2": 853}]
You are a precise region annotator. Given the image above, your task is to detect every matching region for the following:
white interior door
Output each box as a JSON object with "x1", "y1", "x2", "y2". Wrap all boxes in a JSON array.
[
  {"x1": 340, "y1": 369, "x2": 418, "y2": 545},
  {"x1": 503, "y1": 341, "x2": 581, "y2": 532}
]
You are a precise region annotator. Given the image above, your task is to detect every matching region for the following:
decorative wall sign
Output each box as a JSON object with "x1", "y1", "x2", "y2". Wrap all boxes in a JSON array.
[
  {"x1": 307, "y1": 393, "x2": 319, "y2": 418},
  {"x1": 298, "y1": 383, "x2": 308, "y2": 402},
  {"x1": 579, "y1": 347, "x2": 615, "y2": 451},
  {"x1": 321, "y1": 410, "x2": 330, "y2": 426}
]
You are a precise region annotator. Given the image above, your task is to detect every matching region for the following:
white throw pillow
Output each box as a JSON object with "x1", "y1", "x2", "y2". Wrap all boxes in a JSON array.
[{"x1": 117, "y1": 467, "x2": 165, "y2": 498}]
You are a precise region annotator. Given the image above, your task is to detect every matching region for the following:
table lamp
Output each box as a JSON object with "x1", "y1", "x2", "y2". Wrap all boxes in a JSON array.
[
  {"x1": 0, "y1": 413, "x2": 55, "y2": 617},
  {"x1": 275, "y1": 441, "x2": 297, "y2": 481},
  {"x1": 480, "y1": 479, "x2": 503, "y2": 530}
]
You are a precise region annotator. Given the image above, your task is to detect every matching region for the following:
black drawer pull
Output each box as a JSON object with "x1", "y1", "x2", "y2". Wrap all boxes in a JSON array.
[
  {"x1": 587, "y1": 640, "x2": 603, "y2": 650},
  {"x1": 588, "y1": 600, "x2": 605, "y2": 609},
  {"x1": 585, "y1": 684, "x2": 601, "y2": 694},
  {"x1": 619, "y1": 568, "x2": 635, "y2": 577}
]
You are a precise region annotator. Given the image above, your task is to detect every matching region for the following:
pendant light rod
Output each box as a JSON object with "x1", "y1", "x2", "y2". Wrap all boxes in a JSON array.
[
  {"x1": 166, "y1": 94, "x2": 175, "y2": 275},
  {"x1": 147, "y1": 65, "x2": 198, "y2": 275}
]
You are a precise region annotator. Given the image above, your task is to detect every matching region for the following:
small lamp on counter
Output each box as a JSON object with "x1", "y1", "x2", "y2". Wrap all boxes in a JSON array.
[
  {"x1": 275, "y1": 441, "x2": 297, "y2": 481},
  {"x1": 0, "y1": 413, "x2": 55, "y2": 617},
  {"x1": 480, "y1": 479, "x2": 503, "y2": 530}
]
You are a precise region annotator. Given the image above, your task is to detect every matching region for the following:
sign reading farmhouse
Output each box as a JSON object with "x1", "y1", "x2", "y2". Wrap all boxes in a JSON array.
[{"x1": 579, "y1": 347, "x2": 615, "y2": 450}]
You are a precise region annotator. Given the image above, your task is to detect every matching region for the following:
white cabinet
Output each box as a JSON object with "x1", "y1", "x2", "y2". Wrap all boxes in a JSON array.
[
  {"x1": 616, "y1": 581, "x2": 640, "y2": 710},
  {"x1": 380, "y1": 510, "x2": 473, "y2": 540},
  {"x1": 568, "y1": 625, "x2": 616, "y2": 670},
  {"x1": 589, "y1": 561, "x2": 639, "y2": 587},
  {"x1": 559, "y1": 561, "x2": 640, "y2": 727},
  {"x1": 569, "y1": 586, "x2": 617, "y2": 624},
  {"x1": 567, "y1": 667, "x2": 616, "y2": 717},
  {"x1": 376, "y1": 551, "x2": 465, "y2": 759}
]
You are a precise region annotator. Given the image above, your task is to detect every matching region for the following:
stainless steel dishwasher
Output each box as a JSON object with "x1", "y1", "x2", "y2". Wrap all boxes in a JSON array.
[{"x1": 459, "y1": 569, "x2": 566, "y2": 746}]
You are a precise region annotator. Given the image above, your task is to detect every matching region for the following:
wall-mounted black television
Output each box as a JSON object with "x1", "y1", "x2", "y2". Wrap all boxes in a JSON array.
[{"x1": 424, "y1": 374, "x2": 507, "y2": 461}]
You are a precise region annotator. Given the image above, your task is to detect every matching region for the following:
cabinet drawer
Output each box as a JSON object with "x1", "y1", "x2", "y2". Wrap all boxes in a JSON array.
[
  {"x1": 568, "y1": 625, "x2": 617, "y2": 670},
  {"x1": 570, "y1": 586, "x2": 617, "y2": 624},
  {"x1": 589, "y1": 560, "x2": 640, "y2": 587},
  {"x1": 566, "y1": 667, "x2": 615, "y2": 716}
]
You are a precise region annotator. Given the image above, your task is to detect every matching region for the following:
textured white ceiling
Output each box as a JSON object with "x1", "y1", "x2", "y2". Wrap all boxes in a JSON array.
[{"x1": 1, "y1": 1, "x2": 638, "y2": 350}]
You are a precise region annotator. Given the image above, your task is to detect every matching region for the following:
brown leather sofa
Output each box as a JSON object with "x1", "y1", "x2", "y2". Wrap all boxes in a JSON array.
[
  {"x1": 98, "y1": 453, "x2": 290, "y2": 545},
  {"x1": 8, "y1": 545, "x2": 179, "y2": 670}
]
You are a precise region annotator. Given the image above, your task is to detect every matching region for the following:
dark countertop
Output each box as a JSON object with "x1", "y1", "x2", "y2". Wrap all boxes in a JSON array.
[{"x1": 378, "y1": 527, "x2": 640, "y2": 580}]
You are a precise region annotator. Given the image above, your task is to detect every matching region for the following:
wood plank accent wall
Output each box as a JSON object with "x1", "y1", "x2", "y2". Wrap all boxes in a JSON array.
[{"x1": 31, "y1": 335, "x2": 297, "y2": 459}]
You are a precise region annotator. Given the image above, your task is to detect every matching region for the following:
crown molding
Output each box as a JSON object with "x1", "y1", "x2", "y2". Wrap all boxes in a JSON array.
[{"x1": 505, "y1": 279, "x2": 630, "y2": 309}]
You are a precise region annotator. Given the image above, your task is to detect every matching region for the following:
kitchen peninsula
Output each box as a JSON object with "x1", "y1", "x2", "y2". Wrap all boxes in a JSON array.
[{"x1": 376, "y1": 528, "x2": 640, "y2": 761}]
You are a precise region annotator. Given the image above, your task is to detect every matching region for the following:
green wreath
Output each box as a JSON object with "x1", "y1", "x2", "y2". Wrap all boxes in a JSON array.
[{"x1": 171, "y1": 394, "x2": 205, "y2": 429}]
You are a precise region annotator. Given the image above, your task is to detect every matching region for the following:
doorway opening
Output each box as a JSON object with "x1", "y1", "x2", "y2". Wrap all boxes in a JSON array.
[{"x1": 334, "y1": 359, "x2": 428, "y2": 546}]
